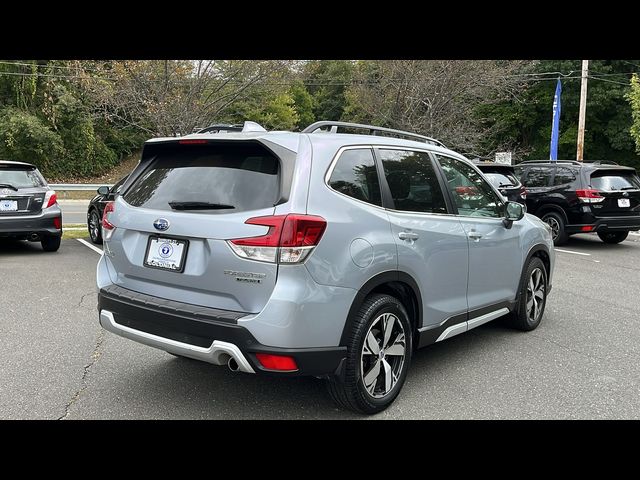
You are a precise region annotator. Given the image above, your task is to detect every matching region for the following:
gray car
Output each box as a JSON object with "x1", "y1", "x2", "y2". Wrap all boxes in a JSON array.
[
  {"x1": 0, "y1": 160, "x2": 62, "y2": 252},
  {"x1": 96, "y1": 121, "x2": 555, "y2": 414}
]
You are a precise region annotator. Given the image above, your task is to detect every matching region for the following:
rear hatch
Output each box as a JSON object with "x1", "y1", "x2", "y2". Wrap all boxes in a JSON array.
[
  {"x1": 105, "y1": 140, "x2": 291, "y2": 313},
  {"x1": 0, "y1": 165, "x2": 47, "y2": 216},
  {"x1": 478, "y1": 165, "x2": 523, "y2": 201},
  {"x1": 588, "y1": 168, "x2": 640, "y2": 217}
]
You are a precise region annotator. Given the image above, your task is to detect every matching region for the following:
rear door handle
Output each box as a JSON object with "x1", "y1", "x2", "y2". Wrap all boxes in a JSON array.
[
  {"x1": 398, "y1": 231, "x2": 419, "y2": 241},
  {"x1": 468, "y1": 231, "x2": 483, "y2": 241}
]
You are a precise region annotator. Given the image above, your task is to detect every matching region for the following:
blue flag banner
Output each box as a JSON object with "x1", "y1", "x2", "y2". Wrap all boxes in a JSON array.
[{"x1": 550, "y1": 79, "x2": 562, "y2": 161}]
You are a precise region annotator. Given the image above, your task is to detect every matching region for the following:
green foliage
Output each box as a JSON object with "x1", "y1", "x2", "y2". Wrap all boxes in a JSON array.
[
  {"x1": 226, "y1": 91, "x2": 299, "y2": 131},
  {"x1": 303, "y1": 60, "x2": 354, "y2": 121},
  {"x1": 289, "y1": 81, "x2": 315, "y2": 129},
  {"x1": 627, "y1": 74, "x2": 640, "y2": 155}
]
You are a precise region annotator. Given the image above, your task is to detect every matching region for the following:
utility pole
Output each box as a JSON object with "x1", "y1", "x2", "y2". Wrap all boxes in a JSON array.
[{"x1": 576, "y1": 60, "x2": 589, "y2": 161}]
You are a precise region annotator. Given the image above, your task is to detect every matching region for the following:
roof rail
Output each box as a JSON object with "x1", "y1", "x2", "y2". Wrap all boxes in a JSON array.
[
  {"x1": 586, "y1": 160, "x2": 619, "y2": 165},
  {"x1": 196, "y1": 121, "x2": 267, "y2": 134},
  {"x1": 302, "y1": 121, "x2": 446, "y2": 148},
  {"x1": 518, "y1": 160, "x2": 582, "y2": 165}
]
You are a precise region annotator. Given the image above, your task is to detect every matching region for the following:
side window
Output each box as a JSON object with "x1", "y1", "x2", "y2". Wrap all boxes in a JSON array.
[
  {"x1": 379, "y1": 149, "x2": 447, "y2": 214},
  {"x1": 328, "y1": 149, "x2": 382, "y2": 206},
  {"x1": 553, "y1": 167, "x2": 576, "y2": 186},
  {"x1": 524, "y1": 167, "x2": 553, "y2": 187},
  {"x1": 436, "y1": 155, "x2": 503, "y2": 218}
]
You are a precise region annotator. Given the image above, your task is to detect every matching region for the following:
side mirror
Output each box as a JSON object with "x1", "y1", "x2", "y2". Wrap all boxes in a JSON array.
[
  {"x1": 97, "y1": 186, "x2": 110, "y2": 196},
  {"x1": 503, "y1": 201, "x2": 525, "y2": 228}
]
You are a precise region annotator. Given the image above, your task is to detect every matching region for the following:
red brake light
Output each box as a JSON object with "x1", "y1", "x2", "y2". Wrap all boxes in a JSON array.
[
  {"x1": 102, "y1": 201, "x2": 115, "y2": 230},
  {"x1": 581, "y1": 226, "x2": 594, "y2": 232},
  {"x1": 520, "y1": 186, "x2": 527, "y2": 199},
  {"x1": 576, "y1": 189, "x2": 604, "y2": 203},
  {"x1": 43, "y1": 191, "x2": 57, "y2": 208},
  {"x1": 53, "y1": 217, "x2": 62, "y2": 229},
  {"x1": 178, "y1": 139, "x2": 208, "y2": 145},
  {"x1": 255, "y1": 353, "x2": 298, "y2": 371}
]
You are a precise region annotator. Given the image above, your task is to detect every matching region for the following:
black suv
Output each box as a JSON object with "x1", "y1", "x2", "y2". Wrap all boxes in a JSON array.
[
  {"x1": 514, "y1": 160, "x2": 640, "y2": 245},
  {"x1": 475, "y1": 162, "x2": 527, "y2": 205},
  {"x1": 0, "y1": 160, "x2": 62, "y2": 251}
]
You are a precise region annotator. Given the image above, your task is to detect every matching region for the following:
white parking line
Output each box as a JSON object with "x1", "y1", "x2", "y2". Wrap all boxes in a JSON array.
[
  {"x1": 554, "y1": 248, "x2": 591, "y2": 256},
  {"x1": 77, "y1": 238, "x2": 103, "y2": 255}
]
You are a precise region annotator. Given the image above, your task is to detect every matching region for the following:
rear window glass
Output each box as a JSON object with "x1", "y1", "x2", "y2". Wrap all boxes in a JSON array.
[
  {"x1": 590, "y1": 171, "x2": 640, "y2": 191},
  {"x1": 553, "y1": 167, "x2": 576, "y2": 186},
  {"x1": 482, "y1": 171, "x2": 519, "y2": 188},
  {"x1": 328, "y1": 149, "x2": 382, "y2": 206},
  {"x1": 523, "y1": 167, "x2": 553, "y2": 188},
  {"x1": 123, "y1": 143, "x2": 280, "y2": 213},
  {"x1": 0, "y1": 167, "x2": 45, "y2": 188}
]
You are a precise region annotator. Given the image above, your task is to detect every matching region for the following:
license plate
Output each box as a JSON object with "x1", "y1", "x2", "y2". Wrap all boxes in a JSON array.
[
  {"x1": 0, "y1": 200, "x2": 17, "y2": 211},
  {"x1": 144, "y1": 236, "x2": 188, "y2": 272},
  {"x1": 618, "y1": 198, "x2": 631, "y2": 208}
]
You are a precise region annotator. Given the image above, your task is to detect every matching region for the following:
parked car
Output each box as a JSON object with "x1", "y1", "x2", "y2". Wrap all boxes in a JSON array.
[
  {"x1": 475, "y1": 161, "x2": 527, "y2": 205},
  {"x1": 514, "y1": 160, "x2": 640, "y2": 245},
  {"x1": 0, "y1": 160, "x2": 62, "y2": 251},
  {"x1": 96, "y1": 120, "x2": 555, "y2": 414},
  {"x1": 87, "y1": 176, "x2": 128, "y2": 244}
]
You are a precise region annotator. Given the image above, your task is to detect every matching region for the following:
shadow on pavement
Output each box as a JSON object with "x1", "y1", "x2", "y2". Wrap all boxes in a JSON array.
[{"x1": 0, "y1": 238, "x2": 45, "y2": 256}]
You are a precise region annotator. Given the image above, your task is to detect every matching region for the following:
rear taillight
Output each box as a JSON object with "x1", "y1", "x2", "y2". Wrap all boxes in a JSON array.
[
  {"x1": 102, "y1": 202, "x2": 115, "y2": 230},
  {"x1": 576, "y1": 189, "x2": 604, "y2": 203},
  {"x1": 255, "y1": 353, "x2": 298, "y2": 371},
  {"x1": 53, "y1": 217, "x2": 62, "y2": 229},
  {"x1": 520, "y1": 186, "x2": 527, "y2": 200},
  {"x1": 228, "y1": 214, "x2": 327, "y2": 264},
  {"x1": 43, "y1": 191, "x2": 57, "y2": 208}
]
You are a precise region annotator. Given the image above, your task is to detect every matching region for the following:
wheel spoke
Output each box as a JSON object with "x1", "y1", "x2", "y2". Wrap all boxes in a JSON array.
[
  {"x1": 382, "y1": 314, "x2": 395, "y2": 348},
  {"x1": 534, "y1": 289, "x2": 545, "y2": 301},
  {"x1": 382, "y1": 359, "x2": 393, "y2": 393},
  {"x1": 363, "y1": 359, "x2": 381, "y2": 394},
  {"x1": 385, "y1": 333, "x2": 405, "y2": 356},
  {"x1": 363, "y1": 331, "x2": 380, "y2": 356},
  {"x1": 526, "y1": 297, "x2": 534, "y2": 316}
]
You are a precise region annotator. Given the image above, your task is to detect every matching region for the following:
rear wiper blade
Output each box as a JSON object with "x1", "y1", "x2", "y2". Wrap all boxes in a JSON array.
[
  {"x1": 619, "y1": 186, "x2": 639, "y2": 191},
  {"x1": 498, "y1": 183, "x2": 515, "y2": 188},
  {"x1": 0, "y1": 183, "x2": 18, "y2": 191},
  {"x1": 168, "y1": 201, "x2": 235, "y2": 210}
]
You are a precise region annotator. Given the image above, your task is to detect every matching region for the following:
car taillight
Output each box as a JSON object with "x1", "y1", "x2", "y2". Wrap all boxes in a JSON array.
[
  {"x1": 520, "y1": 186, "x2": 527, "y2": 200},
  {"x1": 576, "y1": 189, "x2": 604, "y2": 203},
  {"x1": 53, "y1": 217, "x2": 62, "y2": 229},
  {"x1": 255, "y1": 353, "x2": 298, "y2": 371},
  {"x1": 43, "y1": 191, "x2": 57, "y2": 208},
  {"x1": 102, "y1": 201, "x2": 116, "y2": 230},
  {"x1": 228, "y1": 214, "x2": 327, "y2": 264}
]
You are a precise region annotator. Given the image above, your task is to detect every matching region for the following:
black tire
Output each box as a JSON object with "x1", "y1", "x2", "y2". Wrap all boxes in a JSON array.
[
  {"x1": 541, "y1": 211, "x2": 569, "y2": 246},
  {"x1": 597, "y1": 231, "x2": 628, "y2": 244},
  {"x1": 41, "y1": 235, "x2": 61, "y2": 252},
  {"x1": 509, "y1": 257, "x2": 548, "y2": 331},
  {"x1": 326, "y1": 294, "x2": 413, "y2": 415},
  {"x1": 88, "y1": 209, "x2": 103, "y2": 244}
]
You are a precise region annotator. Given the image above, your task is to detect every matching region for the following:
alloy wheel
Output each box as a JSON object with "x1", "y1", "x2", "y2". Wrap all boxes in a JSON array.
[
  {"x1": 526, "y1": 267, "x2": 545, "y2": 323},
  {"x1": 543, "y1": 216, "x2": 560, "y2": 241},
  {"x1": 89, "y1": 211, "x2": 101, "y2": 242}
]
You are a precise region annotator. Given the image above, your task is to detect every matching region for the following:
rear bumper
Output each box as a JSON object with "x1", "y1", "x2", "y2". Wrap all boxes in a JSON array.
[
  {"x1": 0, "y1": 207, "x2": 62, "y2": 237},
  {"x1": 98, "y1": 284, "x2": 347, "y2": 377},
  {"x1": 566, "y1": 215, "x2": 640, "y2": 234}
]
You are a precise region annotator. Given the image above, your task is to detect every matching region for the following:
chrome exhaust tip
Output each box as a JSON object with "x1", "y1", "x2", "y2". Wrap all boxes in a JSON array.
[{"x1": 227, "y1": 357, "x2": 240, "y2": 372}]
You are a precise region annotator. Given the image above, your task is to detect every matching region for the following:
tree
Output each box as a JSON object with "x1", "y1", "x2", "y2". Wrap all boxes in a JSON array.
[
  {"x1": 627, "y1": 74, "x2": 640, "y2": 155},
  {"x1": 303, "y1": 60, "x2": 354, "y2": 121}
]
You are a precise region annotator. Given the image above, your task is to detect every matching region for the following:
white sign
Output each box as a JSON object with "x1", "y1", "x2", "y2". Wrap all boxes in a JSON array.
[{"x1": 495, "y1": 152, "x2": 512, "y2": 165}]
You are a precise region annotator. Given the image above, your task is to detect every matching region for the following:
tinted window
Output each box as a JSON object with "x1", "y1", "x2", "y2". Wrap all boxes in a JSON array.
[
  {"x1": 123, "y1": 143, "x2": 279, "y2": 213},
  {"x1": 524, "y1": 167, "x2": 553, "y2": 188},
  {"x1": 437, "y1": 155, "x2": 502, "y2": 218},
  {"x1": 553, "y1": 167, "x2": 576, "y2": 186},
  {"x1": 0, "y1": 167, "x2": 45, "y2": 188},
  {"x1": 379, "y1": 149, "x2": 447, "y2": 214},
  {"x1": 483, "y1": 171, "x2": 519, "y2": 188},
  {"x1": 328, "y1": 149, "x2": 381, "y2": 206},
  {"x1": 111, "y1": 176, "x2": 128, "y2": 195},
  {"x1": 590, "y1": 171, "x2": 640, "y2": 191}
]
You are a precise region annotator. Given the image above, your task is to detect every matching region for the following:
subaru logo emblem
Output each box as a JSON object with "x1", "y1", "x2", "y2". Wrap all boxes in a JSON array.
[
  {"x1": 1, "y1": 188, "x2": 10, "y2": 195},
  {"x1": 153, "y1": 218, "x2": 170, "y2": 231}
]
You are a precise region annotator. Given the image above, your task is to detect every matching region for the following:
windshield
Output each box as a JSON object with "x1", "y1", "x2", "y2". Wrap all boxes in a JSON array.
[
  {"x1": 0, "y1": 167, "x2": 45, "y2": 188},
  {"x1": 123, "y1": 143, "x2": 280, "y2": 213},
  {"x1": 590, "y1": 171, "x2": 640, "y2": 191},
  {"x1": 483, "y1": 171, "x2": 519, "y2": 188}
]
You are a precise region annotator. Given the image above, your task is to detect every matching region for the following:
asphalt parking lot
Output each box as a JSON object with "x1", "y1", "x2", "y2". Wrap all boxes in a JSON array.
[{"x1": 1, "y1": 233, "x2": 639, "y2": 419}]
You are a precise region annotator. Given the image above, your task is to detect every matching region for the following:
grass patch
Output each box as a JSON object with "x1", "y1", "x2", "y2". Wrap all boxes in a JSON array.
[{"x1": 63, "y1": 228, "x2": 89, "y2": 240}]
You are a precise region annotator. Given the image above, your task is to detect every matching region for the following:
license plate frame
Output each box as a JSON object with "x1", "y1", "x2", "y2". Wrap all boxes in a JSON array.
[
  {"x1": 0, "y1": 200, "x2": 18, "y2": 212},
  {"x1": 618, "y1": 198, "x2": 631, "y2": 208},
  {"x1": 143, "y1": 236, "x2": 189, "y2": 273}
]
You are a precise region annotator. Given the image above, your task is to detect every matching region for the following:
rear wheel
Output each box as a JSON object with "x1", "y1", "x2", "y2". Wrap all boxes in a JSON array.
[
  {"x1": 41, "y1": 235, "x2": 61, "y2": 252},
  {"x1": 88, "y1": 209, "x2": 103, "y2": 244},
  {"x1": 327, "y1": 294, "x2": 412, "y2": 414},
  {"x1": 541, "y1": 211, "x2": 568, "y2": 246},
  {"x1": 509, "y1": 257, "x2": 547, "y2": 331},
  {"x1": 597, "y1": 231, "x2": 628, "y2": 244}
]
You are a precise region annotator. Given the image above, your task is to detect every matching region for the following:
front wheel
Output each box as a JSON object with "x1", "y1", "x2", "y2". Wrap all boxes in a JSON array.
[
  {"x1": 41, "y1": 235, "x2": 61, "y2": 252},
  {"x1": 597, "y1": 231, "x2": 628, "y2": 244},
  {"x1": 326, "y1": 294, "x2": 412, "y2": 414},
  {"x1": 509, "y1": 257, "x2": 548, "y2": 331},
  {"x1": 88, "y1": 209, "x2": 103, "y2": 244}
]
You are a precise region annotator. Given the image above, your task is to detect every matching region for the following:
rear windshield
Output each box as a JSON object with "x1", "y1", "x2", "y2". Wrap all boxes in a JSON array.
[
  {"x1": 482, "y1": 170, "x2": 519, "y2": 188},
  {"x1": 0, "y1": 167, "x2": 45, "y2": 188},
  {"x1": 123, "y1": 143, "x2": 280, "y2": 213},
  {"x1": 590, "y1": 170, "x2": 640, "y2": 191}
]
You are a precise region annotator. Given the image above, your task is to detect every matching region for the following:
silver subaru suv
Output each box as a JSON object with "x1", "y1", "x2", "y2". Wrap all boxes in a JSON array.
[{"x1": 97, "y1": 121, "x2": 554, "y2": 414}]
